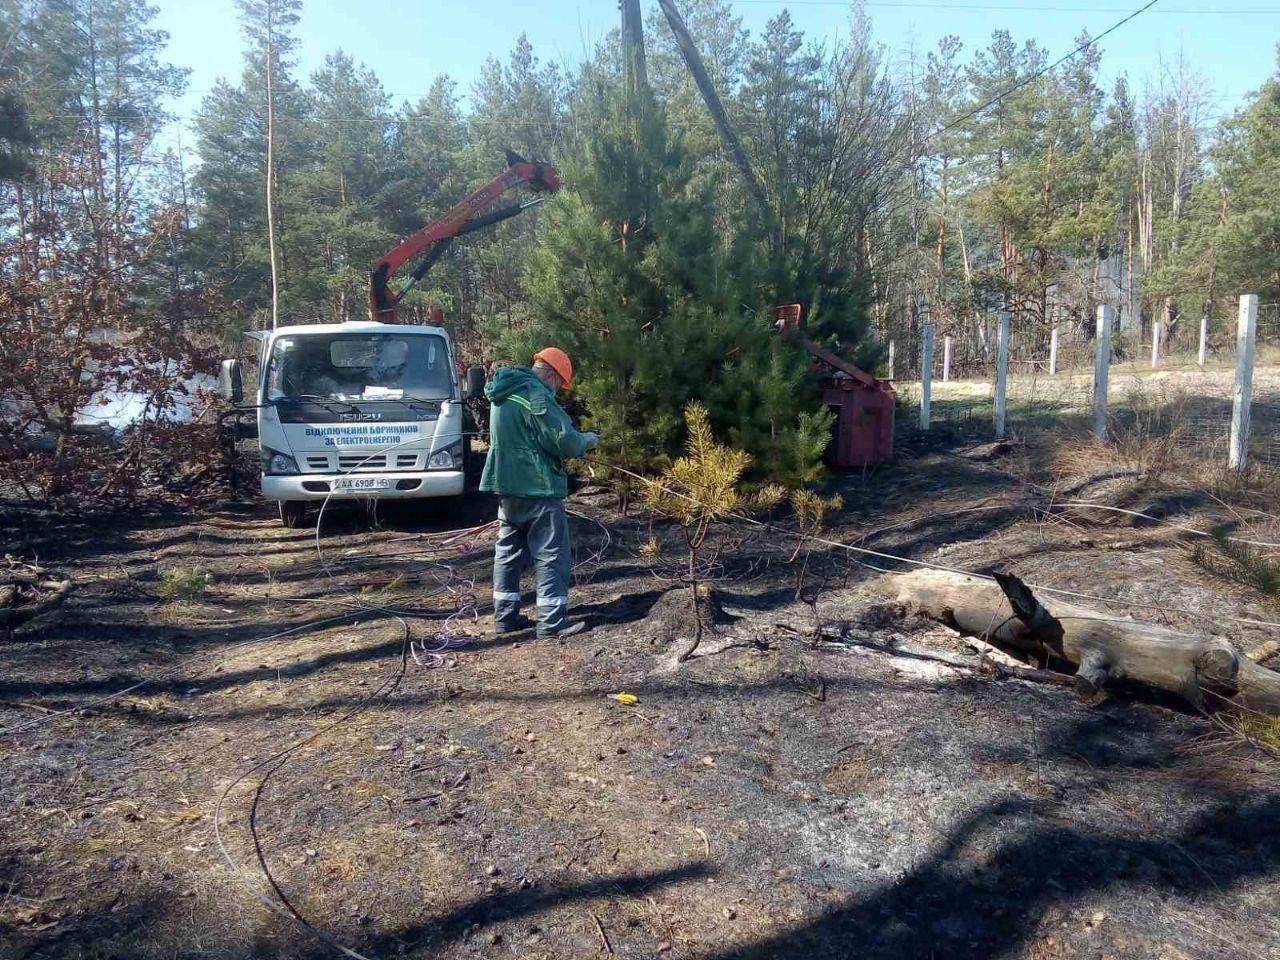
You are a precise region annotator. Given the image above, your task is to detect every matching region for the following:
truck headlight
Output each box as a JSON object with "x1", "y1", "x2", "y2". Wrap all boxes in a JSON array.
[
  {"x1": 261, "y1": 448, "x2": 299, "y2": 475},
  {"x1": 428, "y1": 441, "x2": 462, "y2": 470}
]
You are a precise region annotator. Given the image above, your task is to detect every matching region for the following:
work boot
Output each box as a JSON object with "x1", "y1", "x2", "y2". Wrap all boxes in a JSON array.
[
  {"x1": 493, "y1": 615, "x2": 535, "y2": 636},
  {"x1": 537, "y1": 620, "x2": 588, "y2": 640}
]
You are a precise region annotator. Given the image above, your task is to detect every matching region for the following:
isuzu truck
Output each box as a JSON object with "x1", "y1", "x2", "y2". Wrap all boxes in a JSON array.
[
  {"x1": 219, "y1": 322, "x2": 484, "y2": 527},
  {"x1": 216, "y1": 153, "x2": 560, "y2": 527}
]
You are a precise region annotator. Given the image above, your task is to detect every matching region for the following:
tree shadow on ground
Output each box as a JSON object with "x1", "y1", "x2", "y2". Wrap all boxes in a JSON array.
[
  {"x1": 80, "y1": 668, "x2": 891, "y2": 728},
  {"x1": 361, "y1": 863, "x2": 714, "y2": 957},
  {"x1": 701, "y1": 712, "x2": 1280, "y2": 960},
  {"x1": 0, "y1": 575, "x2": 660, "y2": 709},
  {"x1": 6, "y1": 863, "x2": 713, "y2": 959}
]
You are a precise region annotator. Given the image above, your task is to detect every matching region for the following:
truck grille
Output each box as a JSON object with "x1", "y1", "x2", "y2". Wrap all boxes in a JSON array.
[
  {"x1": 301, "y1": 453, "x2": 417, "y2": 472},
  {"x1": 338, "y1": 454, "x2": 387, "y2": 471}
]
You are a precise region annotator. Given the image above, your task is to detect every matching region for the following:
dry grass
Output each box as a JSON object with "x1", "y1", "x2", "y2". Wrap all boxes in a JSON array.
[
  {"x1": 1230, "y1": 713, "x2": 1280, "y2": 754},
  {"x1": 1190, "y1": 529, "x2": 1280, "y2": 601},
  {"x1": 157, "y1": 566, "x2": 213, "y2": 603},
  {"x1": 822, "y1": 752, "x2": 885, "y2": 795},
  {"x1": 1044, "y1": 382, "x2": 1280, "y2": 507}
]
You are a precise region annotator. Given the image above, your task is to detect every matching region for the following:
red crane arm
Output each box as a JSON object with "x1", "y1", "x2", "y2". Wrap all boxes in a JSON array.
[
  {"x1": 772, "y1": 303, "x2": 883, "y2": 390},
  {"x1": 369, "y1": 152, "x2": 561, "y2": 323}
]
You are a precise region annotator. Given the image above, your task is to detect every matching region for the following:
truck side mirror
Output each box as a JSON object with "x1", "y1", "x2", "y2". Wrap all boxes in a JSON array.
[
  {"x1": 219, "y1": 359, "x2": 244, "y2": 405},
  {"x1": 465, "y1": 365, "x2": 486, "y2": 401}
]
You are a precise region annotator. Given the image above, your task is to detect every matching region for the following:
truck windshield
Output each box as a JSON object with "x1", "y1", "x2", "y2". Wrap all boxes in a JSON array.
[{"x1": 265, "y1": 333, "x2": 453, "y2": 402}]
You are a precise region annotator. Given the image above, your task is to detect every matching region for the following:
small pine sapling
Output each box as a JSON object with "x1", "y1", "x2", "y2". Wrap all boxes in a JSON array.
[
  {"x1": 790, "y1": 490, "x2": 844, "y2": 561},
  {"x1": 790, "y1": 489, "x2": 844, "y2": 629},
  {"x1": 644, "y1": 401, "x2": 785, "y2": 659}
]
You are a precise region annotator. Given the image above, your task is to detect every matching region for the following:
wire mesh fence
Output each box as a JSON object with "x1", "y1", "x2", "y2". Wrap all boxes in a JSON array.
[
  {"x1": 889, "y1": 299, "x2": 1280, "y2": 481},
  {"x1": 887, "y1": 303, "x2": 1280, "y2": 382}
]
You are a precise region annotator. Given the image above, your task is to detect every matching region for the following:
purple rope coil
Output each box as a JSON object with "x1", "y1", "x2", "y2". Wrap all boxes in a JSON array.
[{"x1": 411, "y1": 572, "x2": 480, "y2": 669}]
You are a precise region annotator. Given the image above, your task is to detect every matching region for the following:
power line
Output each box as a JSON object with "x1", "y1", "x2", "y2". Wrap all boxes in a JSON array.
[
  {"x1": 867, "y1": 0, "x2": 1164, "y2": 227},
  {"x1": 732, "y1": 0, "x2": 1268, "y2": 10},
  {"x1": 924, "y1": 0, "x2": 1163, "y2": 147}
]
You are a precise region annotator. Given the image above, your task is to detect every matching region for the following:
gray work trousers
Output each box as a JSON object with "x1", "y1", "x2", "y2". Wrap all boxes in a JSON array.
[{"x1": 493, "y1": 496, "x2": 571, "y2": 635}]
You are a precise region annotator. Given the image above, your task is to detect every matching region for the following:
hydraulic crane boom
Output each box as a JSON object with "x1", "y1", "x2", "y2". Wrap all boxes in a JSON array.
[{"x1": 368, "y1": 150, "x2": 561, "y2": 324}]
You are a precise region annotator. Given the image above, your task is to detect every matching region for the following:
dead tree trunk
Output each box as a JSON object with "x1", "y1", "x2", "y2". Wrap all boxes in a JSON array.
[{"x1": 887, "y1": 569, "x2": 1280, "y2": 716}]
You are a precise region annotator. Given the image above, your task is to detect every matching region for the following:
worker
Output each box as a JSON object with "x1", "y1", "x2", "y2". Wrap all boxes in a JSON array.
[{"x1": 480, "y1": 347, "x2": 598, "y2": 638}]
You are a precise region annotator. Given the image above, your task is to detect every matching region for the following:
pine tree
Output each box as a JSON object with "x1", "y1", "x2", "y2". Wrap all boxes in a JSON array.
[
  {"x1": 512, "y1": 78, "x2": 847, "y2": 489},
  {"x1": 0, "y1": 86, "x2": 31, "y2": 180},
  {"x1": 191, "y1": 78, "x2": 271, "y2": 332},
  {"x1": 290, "y1": 50, "x2": 395, "y2": 322},
  {"x1": 1204, "y1": 59, "x2": 1280, "y2": 299}
]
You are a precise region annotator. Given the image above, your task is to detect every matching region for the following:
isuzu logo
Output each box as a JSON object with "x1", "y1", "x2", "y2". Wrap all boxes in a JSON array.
[{"x1": 340, "y1": 412, "x2": 382, "y2": 422}]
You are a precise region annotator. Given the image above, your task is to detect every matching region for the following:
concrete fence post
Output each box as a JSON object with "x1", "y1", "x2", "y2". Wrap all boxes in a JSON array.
[
  {"x1": 994, "y1": 311, "x2": 1010, "y2": 439},
  {"x1": 1093, "y1": 304, "x2": 1113, "y2": 441},
  {"x1": 943, "y1": 335, "x2": 953, "y2": 383},
  {"x1": 1229, "y1": 294, "x2": 1259, "y2": 471},
  {"x1": 920, "y1": 324, "x2": 934, "y2": 430},
  {"x1": 1151, "y1": 322, "x2": 1161, "y2": 369},
  {"x1": 1198, "y1": 304, "x2": 1210, "y2": 366},
  {"x1": 1049, "y1": 325, "x2": 1060, "y2": 376}
]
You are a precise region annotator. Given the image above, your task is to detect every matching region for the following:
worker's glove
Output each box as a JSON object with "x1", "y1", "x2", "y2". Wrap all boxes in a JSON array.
[{"x1": 583, "y1": 431, "x2": 600, "y2": 451}]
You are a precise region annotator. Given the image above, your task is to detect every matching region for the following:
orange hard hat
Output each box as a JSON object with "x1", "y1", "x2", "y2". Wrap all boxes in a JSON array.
[{"x1": 533, "y1": 347, "x2": 573, "y2": 387}]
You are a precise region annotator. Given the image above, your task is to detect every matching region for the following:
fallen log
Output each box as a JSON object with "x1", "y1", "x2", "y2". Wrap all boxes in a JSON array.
[
  {"x1": 0, "y1": 559, "x2": 73, "y2": 639},
  {"x1": 886, "y1": 569, "x2": 1280, "y2": 716}
]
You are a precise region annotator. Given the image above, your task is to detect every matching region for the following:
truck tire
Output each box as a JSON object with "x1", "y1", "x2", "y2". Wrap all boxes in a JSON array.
[{"x1": 278, "y1": 500, "x2": 309, "y2": 528}]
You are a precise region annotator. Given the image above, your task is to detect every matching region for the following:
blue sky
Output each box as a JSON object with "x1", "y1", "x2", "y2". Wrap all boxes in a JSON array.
[{"x1": 152, "y1": 1, "x2": 1279, "y2": 152}]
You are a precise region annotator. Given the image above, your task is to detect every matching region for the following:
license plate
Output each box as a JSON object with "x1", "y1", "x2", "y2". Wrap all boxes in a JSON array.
[{"x1": 334, "y1": 477, "x2": 391, "y2": 491}]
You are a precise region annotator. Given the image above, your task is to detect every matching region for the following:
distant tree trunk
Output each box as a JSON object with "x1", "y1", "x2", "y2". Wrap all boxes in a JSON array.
[
  {"x1": 265, "y1": 14, "x2": 282, "y2": 330},
  {"x1": 85, "y1": 0, "x2": 107, "y2": 272}
]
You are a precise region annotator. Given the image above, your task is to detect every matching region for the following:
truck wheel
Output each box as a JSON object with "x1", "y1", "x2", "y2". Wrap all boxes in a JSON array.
[{"x1": 278, "y1": 500, "x2": 309, "y2": 528}]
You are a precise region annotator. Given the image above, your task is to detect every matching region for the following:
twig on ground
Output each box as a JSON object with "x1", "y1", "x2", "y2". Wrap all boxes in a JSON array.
[
  {"x1": 0, "y1": 699, "x2": 57, "y2": 714},
  {"x1": 590, "y1": 911, "x2": 613, "y2": 954}
]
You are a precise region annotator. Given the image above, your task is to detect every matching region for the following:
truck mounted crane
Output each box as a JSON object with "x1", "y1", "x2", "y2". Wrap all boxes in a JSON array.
[{"x1": 368, "y1": 150, "x2": 562, "y2": 325}]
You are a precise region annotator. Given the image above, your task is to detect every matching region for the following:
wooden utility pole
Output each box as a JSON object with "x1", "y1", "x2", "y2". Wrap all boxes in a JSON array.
[
  {"x1": 621, "y1": 0, "x2": 649, "y2": 98},
  {"x1": 656, "y1": 0, "x2": 771, "y2": 227},
  {"x1": 888, "y1": 569, "x2": 1280, "y2": 715}
]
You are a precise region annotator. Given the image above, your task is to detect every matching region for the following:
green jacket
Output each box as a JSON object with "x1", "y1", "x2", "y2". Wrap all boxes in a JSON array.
[{"x1": 479, "y1": 366, "x2": 596, "y2": 499}]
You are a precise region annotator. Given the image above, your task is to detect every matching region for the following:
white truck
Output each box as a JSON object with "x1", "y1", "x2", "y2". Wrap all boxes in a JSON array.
[
  {"x1": 216, "y1": 154, "x2": 561, "y2": 527},
  {"x1": 219, "y1": 321, "x2": 485, "y2": 528}
]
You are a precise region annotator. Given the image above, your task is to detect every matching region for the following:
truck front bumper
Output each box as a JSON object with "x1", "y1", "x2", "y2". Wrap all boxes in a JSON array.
[{"x1": 262, "y1": 470, "x2": 466, "y2": 501}]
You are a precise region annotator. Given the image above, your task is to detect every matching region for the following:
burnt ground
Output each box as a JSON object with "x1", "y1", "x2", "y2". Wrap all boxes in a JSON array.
[{"x1": 3, "y1": 430, "x2": 1280, "y2": 960}]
